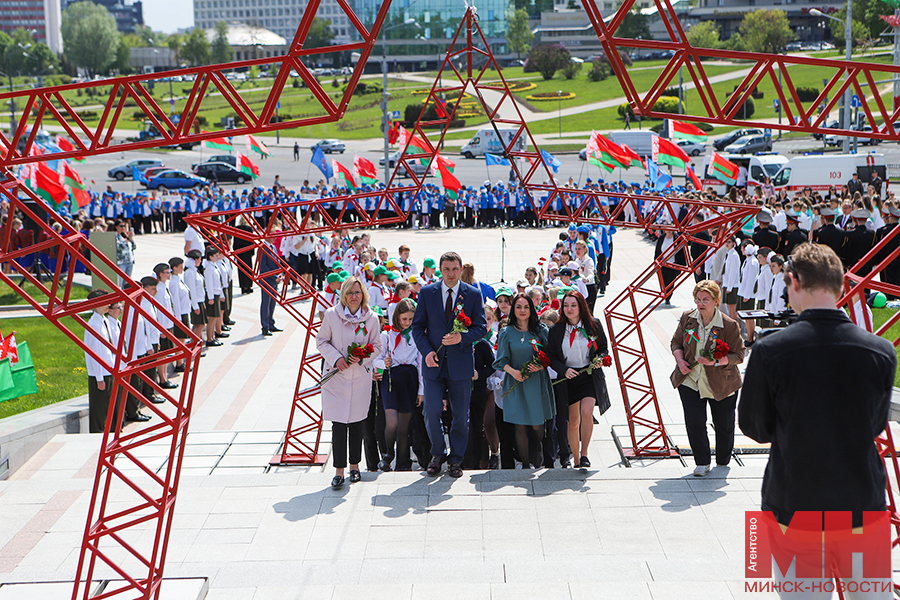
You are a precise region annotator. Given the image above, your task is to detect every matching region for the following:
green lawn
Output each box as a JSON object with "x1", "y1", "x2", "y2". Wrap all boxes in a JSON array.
[
  {"x1": 872, "y1": 308, "x2": 900, "y2": 387},
  {"x1": 0, "y1": 316, "x2": 88, "y2": 420},
  {"x1": 0, "y1": 281, "x2": 89, "y2": 306}
]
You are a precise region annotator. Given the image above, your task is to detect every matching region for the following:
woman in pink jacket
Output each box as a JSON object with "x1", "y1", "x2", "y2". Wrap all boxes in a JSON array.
[{"x1": 317, "y1": 276, "x2": 382, "y2": 489}]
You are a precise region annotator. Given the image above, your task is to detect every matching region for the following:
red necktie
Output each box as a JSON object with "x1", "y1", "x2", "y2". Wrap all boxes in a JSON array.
[
  {"x1": 569, "y1": 328, "x2": 577, "y2": 347},
  {"x1": 445, "y1": 289, "x2": 453, "y2": 322}
]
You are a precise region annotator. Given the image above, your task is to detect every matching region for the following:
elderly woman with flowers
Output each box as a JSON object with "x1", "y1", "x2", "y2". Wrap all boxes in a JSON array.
[
  {"x1": 669, "y1": 280, "x2": 744, "y2": 477},
  {"x1": 317, "y1": 276, "x2": 382, "y2": 489}
]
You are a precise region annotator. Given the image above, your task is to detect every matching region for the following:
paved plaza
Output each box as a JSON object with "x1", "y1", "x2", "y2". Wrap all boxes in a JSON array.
[{"x1": 0, "y1": 225, "x2": 896, "y2": 599}]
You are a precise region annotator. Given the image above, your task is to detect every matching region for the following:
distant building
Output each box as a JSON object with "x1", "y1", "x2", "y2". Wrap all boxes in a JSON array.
[
  {"x1": 202, "y1": 23, "x2": 287, "y2": 61},
  {"x1": 129, "y1": 46, "x2": 176, "y2": 71},
  {"x1": 0, "y1": 0, "x2": 64, "y2": 54},
  {"x1": 64, "y1": 0, "x2": 144, "y2": 34},
  {"x1": 193, "y1": 0, "x2": 354, "y2": 46}
]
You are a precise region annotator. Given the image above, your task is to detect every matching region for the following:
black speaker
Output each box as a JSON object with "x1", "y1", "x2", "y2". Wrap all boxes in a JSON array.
[{"x1": 20, "y1": 200, "x2": 48, "y2": 236}]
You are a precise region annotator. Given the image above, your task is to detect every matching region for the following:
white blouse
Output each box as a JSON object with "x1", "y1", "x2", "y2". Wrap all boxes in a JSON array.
[
  {"x1": 561, "y1": 322, "x2": 591, "y2": 368},
  {"x1": 373, "y1": 330, "x2": 424, "y2": 396}
]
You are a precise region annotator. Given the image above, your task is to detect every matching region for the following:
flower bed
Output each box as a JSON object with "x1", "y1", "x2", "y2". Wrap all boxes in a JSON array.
[
  {"x1": 526, "y1": 92, "x2": 577, "y2": 101},
  {"x1": 508, "y1": 82, "x2": 538, "y2": 92}
]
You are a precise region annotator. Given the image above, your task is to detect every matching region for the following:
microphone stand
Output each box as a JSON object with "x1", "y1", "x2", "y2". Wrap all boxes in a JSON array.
[{"x1": 499, "y1": 222, "x2": 507, "y2": 283}]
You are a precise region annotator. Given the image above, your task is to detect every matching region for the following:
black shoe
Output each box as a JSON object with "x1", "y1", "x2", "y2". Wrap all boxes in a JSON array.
[
  {"x1": 331, "y1": 475, "x2": 344, "y2": 489},
  {"x1": 269, "y1": 326, "x2": 283, "y2": 332},
  {"x1": 160, "y1": 381, "x2": 177, "y2": 389},
  {"x1": 530, "y1": 453, "x2": 544, "y2": 470},
  {"x1": 224, "y1": 320, "x2": 236, "y2": 326},
  {"x1": 221, "y1": 326, "x2": 231, "y2": 332},
  {"x1": 560, "y1": 457, "x2": 572, "y2": 469},
  {"x1": 579, "y1": 456, "x2": 591, "y2": 468},
  {"x1": 426, "y1": 455, "x2": 444, "y2": 476},
  {"x1": 378, "y1": 455, "x2": 393, "y2": 472},
  {"x1": 447, "y1": 462, "x2": 463, "y2": 478},
  {"x1": 173, "y1": 365, "x2": 185, "y2": 373},
  {"x1": 206, "y1": 340, "x2": 223, "y2": 347},
  {"x1": 261, "y1": 329, "x2": 272, "y2": 337},
  {"x1": 488, "y1": 454, "x2": 500, "y2": 470},
  {"x1": 214, "y1": 332, "x2": 230, "y2": 339},
  {"x1": 126, "y1": 413, "x2": 151, "y2": 422},
  {"x1": 149, "y1": 395, "x2": 166, "y2": 404},
  {"x1": 348, "y1": 469, "x2": 361, "y2": 483}
]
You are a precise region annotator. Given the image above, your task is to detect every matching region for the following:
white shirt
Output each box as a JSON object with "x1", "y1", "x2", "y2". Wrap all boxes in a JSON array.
[
  {"x1": 373, "y1": 330, "x2": 424, "y2": 396},
  {"x1": 576, "y1": 254, "x2": 595, "y2": 282},
  {"x1": 721, "y1": 248, "x2": 741, "y2": 292},
  {"x1": 368, "y1": 282, "x2": 389, "y2": 309},
  {"x1": 773, "y1": 211, "x2": 787, "y2": 232},
  {"x1": 184, "y1": 226, "x2": 204, "y2": 253},
  {"x1": 738, "y1": 255, "x2": 760, "y2": 300},
  {"x1": 293, "y1": 234, "x2": 316, "y2": 255},
  {"x1": 755, "y1": 259, "x2": 775, "y2": 303},
  {"x1": 203, "y1": 259, "x2": 223, "y2": 297},
  {"x1": 85, "y1": 311, "x2": 114, "y2": 379},
  {"x1": 183, "y1": 263, "x2": 204, "y2": 310},
  {"x1": 123, "y1": 303, "x2": 151, "y2": 357},
  {"x1": 141, "y1": 296, "x2": 161, "y2": 345},
  {"x1": 766, "y1": 272, "x2": 786, "y2": 314},
  {"x1": 441, "y1": 280, "x2": 461, "y2": 311},
  {"x1": 561, "y1": 322, "x2": 591, "y2": 368},
  {"x1": 154, "y1": 280, "x2": 175, "y2": 329},
  {"x1": 170, "y1": 273, "x2": 191, "y2": 317}
]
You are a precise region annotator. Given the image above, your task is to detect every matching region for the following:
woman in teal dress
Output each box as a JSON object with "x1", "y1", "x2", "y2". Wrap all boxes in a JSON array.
[{"x1": 493, "y1": 293, "x2": 556, "y2": 468}]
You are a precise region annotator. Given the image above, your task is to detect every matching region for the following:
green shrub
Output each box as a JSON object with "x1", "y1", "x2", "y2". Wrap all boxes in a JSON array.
[
  {"x1": 561, "y1": 61, "x2": 582, "y2": 80},
  {"x1": 588, "y1": 59, "x2": 610, "y2": 82},
  {"x1": 796, "y1": 86, "x2": 819, "y2": 102}
]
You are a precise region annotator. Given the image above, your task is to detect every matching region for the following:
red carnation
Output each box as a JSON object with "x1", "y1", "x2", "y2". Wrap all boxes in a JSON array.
[
  {"x1": 382, "y1": 325, "x2": 391, "y2": 332},
  {"x1": 601, "y1": 354, "x2": 612, "y2": 367},
  {"x1": 538, "y1": 350, "x2": 551, "y2": 368},
  {"x1": 457, "y1": 310, "x2": 471, "y2": 327},
  {"x1": 364, "y1": 343, "x2": 375, "y2": 355},
  {"x1": 351, "y1": 347, "x2": 366, "y2": 359},
  {"x1": 712, "y1": 340, "x2": 729, "y2": 361}
]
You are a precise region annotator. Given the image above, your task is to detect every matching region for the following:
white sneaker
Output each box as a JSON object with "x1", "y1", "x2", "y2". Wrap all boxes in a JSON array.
[{"x1": 693, "y1": 465, "x2": 711, "y2": 477}]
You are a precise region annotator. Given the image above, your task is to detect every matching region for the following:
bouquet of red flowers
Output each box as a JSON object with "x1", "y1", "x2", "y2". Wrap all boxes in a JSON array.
[
  {"x1": 690, "y1": 335, "x2": 729, "y2": 369},
  {"x1": 435, "y1": 309, "x2": 471, "y2": 358},
  {"x1": 503, "y1": 349, "x2": 551, "y2": 398},
  {"x1": 320, "y1": 342, "x2": 375, "y2": 385}
]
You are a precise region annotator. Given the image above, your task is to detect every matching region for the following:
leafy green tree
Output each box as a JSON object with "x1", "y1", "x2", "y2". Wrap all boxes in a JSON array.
[
  {"x1": 167, "y1": 33, "x2": 183, "y2": 66},
  {"x1": 211, "y1": 20, "x2": 231, "y2": 64},
  {"x1": 687, "y1": 22, "x2": 721, "y2": 49},
  {"x1": 506, "y1": 9, "x2": 534, "y2": 61},
  {"x1": 61, "y1": 1, "x2": 121, "y2": 76},
  {"x1": 305, "y1": 17, "x2": 333, "y2": 49},
  {"x1": 525, "y1": 44, "x2": 570, "y2": 80},
  {"x1": 738, "y1": 9, "x2": 794, "y2": 54},
  {"x1": 617, "y1": 9, "x2": 650, "y2": 40},
  {"x1": 180, "y1": 28, "x2": 210, "y2": 66},
  {"x1": 113, "y1": 39, "x2": 133, "y2": 74}
]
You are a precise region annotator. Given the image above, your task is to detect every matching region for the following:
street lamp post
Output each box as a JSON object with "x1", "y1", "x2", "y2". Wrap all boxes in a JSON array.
[
  {"x1": 811, "y1": 4, "x2": 853, "y2": 153},
  {"x1": 381, "y1": 18, "x2": 419, "y2": 185},
  {"x1": 558, "y1": 90, "x2": 562, "y2": 138}
]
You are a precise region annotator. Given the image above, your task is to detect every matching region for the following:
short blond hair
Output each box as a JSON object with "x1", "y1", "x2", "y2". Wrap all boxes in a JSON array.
[
  {"x1": 692, "y1": 280, "x2": 721, "y2": 305},
  {"x1": 339, "y1": 276, "x2": 369, "y2": 309}
]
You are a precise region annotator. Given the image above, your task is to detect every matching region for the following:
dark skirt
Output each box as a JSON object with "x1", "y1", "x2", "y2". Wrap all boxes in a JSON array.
[
  {"x1": 380, "y1": 364, "x2": 418, "y2": 413},
  {"x1": 560, "y1": 369, "x2": 595, "y2": 406},
  {"x1": 175, "y1": 314, "x2": 190, "y2": 338},
  {"x1": 190, "y1": 302, "x2": 208, "y2": 325}
]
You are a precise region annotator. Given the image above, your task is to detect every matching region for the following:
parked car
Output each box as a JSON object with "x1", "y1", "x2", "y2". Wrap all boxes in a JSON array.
[
  {"x1": 723, "y1": 135, "x2": 773, "y2": 154},
  {"x1": 191, "y1": 155, "x2": 237, "y2": 170},
  {"x1": 713, "y1": 128, "x2": 765, "y2": 151},
  {"x1": 193, "y1": 162, "x2": 253, "y2": 184},
  {"x1": 824, "y1": 125, "x2": 882, "y2": 147},
  {"x1": 812, "y1": 120, "x2": 840, "y2": 141},
  {"x1": 398, "y1": 161, "x2": 432, "y2": 179},
  {"x1": 108, "y1": 159, "x2": 164, "y2": 181},
  {"x1": 142, "y1": 166, "x2": 169, "y2": 180},
  {"x1": 311, "y1": 139, "x2": 345, "y2": 153},
  {"x1": 144, "y1": 169, "x2": 209, "y2": 191},
  {"x1": 676, "y1": 139, "x2": 705, "y2": 156}
]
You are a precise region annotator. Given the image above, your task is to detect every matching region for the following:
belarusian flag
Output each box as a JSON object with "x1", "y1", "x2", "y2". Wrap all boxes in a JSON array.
[
  {"x1": 63, "y1": 162, "x2": 92, "y2": 208},
  {"x1": 591, "y1": 131, "x2": 630, "y2": 168},
  {"x1": 203, "y1": 131, "x2": 233, "y2": 152},
  {"x1": 333, "y1": 160, "x2": 357, "y2": 190},
  {"x1": 588, "y1": 151, "x2": 615, "y2": 173},
  {"x1": 620, "y1": 144, "x2": 645, "y2": 169},
  {"x1": 687, "y1": 166, "x2": 703, "y2": 190},
  {"x1": 354, "y1": 156, "x2": 378, "y2": 184},
  {"x1": 398, "y1": 126, "x2": 431, "y2": 163},
  {"x1": 436, "y1": 159, "x2": 462, "y2": 199},
  {"x1": 708, "y1": 152, "x2": 739, "y2": 185},
  {"x1": 434, "y1": 154, "x2": 455, "y2": 173},
  {"x1": 26, "y1": 161, "x2": 67, "y2": 208},
  {"x1": 1, "y1": 331, "x2": 19, "y2": 364},
  {"x1": 55, "y1": 135, "x2": 84, "y2": 162},
  {"x1": 653, "y1": 136, "x2": 690, "y2": 169},
  {"x1": 671, "y1": 120, "x2": 708, "y2": 143},
  {"x1": 236, "y1": 152, "x2": 260, "y2": 178},
  {"x1": 245, "y1": 134, "x2": 270, "y2": 157}
]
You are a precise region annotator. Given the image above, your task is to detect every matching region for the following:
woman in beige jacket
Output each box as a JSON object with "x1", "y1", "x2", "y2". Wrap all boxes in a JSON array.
[{"x1": 317, "y1": 276, "x2": 382, "y2": 489}]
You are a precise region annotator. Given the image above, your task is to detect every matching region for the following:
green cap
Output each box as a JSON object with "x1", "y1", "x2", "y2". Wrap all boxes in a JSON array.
[
  {"x1": 326, "y1": 273, "x2": 343, "y2": 284},
  {"x1": 496, "y1": 285, "x2": 514, "y2": 298},
  {"x1": 331, "y1": 260, "x2": 343, "y2": 270},
  {"x1": 374, "y1": 265, "x2": 388, "y2": 276},
  {"x1": 340, "y1": 270, "x2": 350, "y2": 279},
  {"x1": 423, "y1": 257, "x2": 437, "y2": 269},
  {"x1": 387, "y1": 271, "x2": 400, "y2": 280},
  {"x1": 371, "y1": 306, "x2": 386, "y2": 317}
]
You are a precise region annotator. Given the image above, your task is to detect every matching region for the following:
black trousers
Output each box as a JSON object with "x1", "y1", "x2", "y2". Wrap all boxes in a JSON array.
[
  {"x1": 494, "y1": 404, "x2": 517, "y2": 469},
  {"x1": 677, "y1": 385, "x2": 737, "y2": 467},
  {"x1": 464, "y1": 391, "x2": 488, "y2": 469},
  {"x1": 332, "y1": 420, "x2": 365, "y2": 469},
  {"x1": 362, "y1": 383, "x2": 386, "y2": 471},
  {"x1": 89, "y1": 375, "x2": 112, "y2": 434},
  {"x1": 585, "y1": 283, "x2": 598, "y2": 314},
  {"x1": 236, "y1": 252, "x2": 253, "y2": 292},
  {"x1": 661, "y1": 266, "x2": 679, "y2": 303}
]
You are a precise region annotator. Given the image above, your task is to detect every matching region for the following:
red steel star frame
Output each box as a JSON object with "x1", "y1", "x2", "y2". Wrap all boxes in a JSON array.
[{"x1": 1, "y1": 0, "x2": 900, "y2": 596}]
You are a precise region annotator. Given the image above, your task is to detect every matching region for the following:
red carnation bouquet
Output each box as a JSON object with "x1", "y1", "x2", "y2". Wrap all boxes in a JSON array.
[
  {"x1": 503, "y1": 347, "x2": 551, "y2": 398},
  {"x1": 320, "y1": 342, "x2": 375, "y2": 385},
  {"x1": 690, "y1": 335, "x2": 729, "y2": 369},
  {"x1": 435, "y1": 309, "x2": 471, "y2": 358}
]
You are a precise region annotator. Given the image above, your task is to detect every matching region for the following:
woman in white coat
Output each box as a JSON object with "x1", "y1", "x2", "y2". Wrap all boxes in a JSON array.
[{"x1": 317, "y1": 276, "x2": 382, "y2": 489}]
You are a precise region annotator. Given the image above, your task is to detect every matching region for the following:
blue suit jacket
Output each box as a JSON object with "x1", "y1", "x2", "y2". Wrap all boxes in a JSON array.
[
  {"x1": 258, "y1": 243, "x2": 280, "y2": 284},
  {"x1": 411, "y1": 281, "x2": 487, "y2": 382}
]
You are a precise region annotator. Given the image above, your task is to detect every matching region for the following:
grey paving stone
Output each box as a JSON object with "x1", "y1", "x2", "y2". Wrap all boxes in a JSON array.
[
  {"x1": 410, "y1": 583, "x2": 492, "y2": 600},
  {"x1": 569, "y1": 580, "x2": 653, "y2": 600},
  {"x1": 647, "y1": 581, "x2": 735, "y2": 600},
  {"x1": 490, "y1": 582, "x2": 573, "y2": 600}
]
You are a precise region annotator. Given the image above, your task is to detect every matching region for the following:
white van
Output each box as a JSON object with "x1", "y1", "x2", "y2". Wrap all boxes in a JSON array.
[
  {"x1": 699, "y1": 153, "x2": 788, "y2": 194},
  {"x1": 771, "y1": 153, "x2": 886, "y2": 192},
  {"x1": 607, "y1": 130, "x2": 657, "y2": 157},
  {"x1": 460, "y1": 129, "x2": 527, "y2": 158}
]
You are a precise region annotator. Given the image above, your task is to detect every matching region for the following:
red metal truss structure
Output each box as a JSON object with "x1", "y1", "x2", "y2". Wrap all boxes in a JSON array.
[
  {"x1": 0, "y1": 174, "x2": 203, "y2": 599},
  {"x1": 586, "y1": 0, "x2": 900, "y2": 143},
  {"x1": 0, "y1": 0, "x2": 394, "y2": 170}
]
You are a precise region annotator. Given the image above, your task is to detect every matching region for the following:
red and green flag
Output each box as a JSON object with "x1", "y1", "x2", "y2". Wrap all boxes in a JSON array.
[
  {"x1": 587, "y1": 150, "x2": 615, "y2": 173},
  {"x1": 591, "y1": 131, "x2": 630, "y2": 169},
  {"x1": 671, "y1": 120, "x2": 708, "y2": 143},
  {"x1": 245, "y1": 134, "x2": 270, "y2": 157},
  {"x1": 202, "y1": 131, "x2": 233, "y2": 152},
  {"x1": 653, "y1": 136, "x2": 690, "y2": 170},
  {"x1": 55, "y1": 135, "x2": 84, "y2": 162},
  {"x1": 63, "y1": 162, "x2": 92, "y2": 208},
  {"x1": 333, "y1": 160, "x2": 357, "y2": 190},
  {"x1": 687, "y1": 166, "x2": 703, "y2": 190},
  {"x1": 398, "y1": 126, "x2": 431, "y2": 164},
  {"x1": 354, "y1": 155, "x2": 379, "y2": 184},
  {"x1": 707, "y1": 151, "x2": 739, "y2": 185},
  {"x1": 436, "y1": 159, "x2": 462, "y2": 199},
  {"x1": 236, "y1": 152, "x2": 260, "y2": 178},
  {"x1": 23, "y1": 161, "x2": 67, "y2": 208},
  {"x1": 620, "y1": 143, "x2": 645, "y2": 169}
]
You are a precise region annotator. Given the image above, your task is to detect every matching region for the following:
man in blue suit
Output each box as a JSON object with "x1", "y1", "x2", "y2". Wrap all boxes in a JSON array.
[
  {"x1": 258, "y1": 240, "x2": 283, "y2": 337},
  {"x1": 412, "y1": 252, "x2": 486, "y2": 477}
]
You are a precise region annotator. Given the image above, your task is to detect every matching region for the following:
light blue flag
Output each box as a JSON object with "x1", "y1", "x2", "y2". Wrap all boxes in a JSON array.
[
  {"x1": 485, "y1": 153, "x2": 510, "y2": 167},
  {"x1": 646, "y1": 158, "x2": 671, "y2": 191},
  {"x1": 311, "y1": 145, "x2": 333, "y2": 182},
  {"x1": 132, "y1": 166, "x2": 149, "y2": 185},
  {"x1": 540, "y1": 149, "x2": 561, "y2": 174}
]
